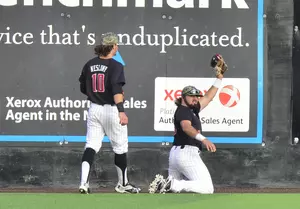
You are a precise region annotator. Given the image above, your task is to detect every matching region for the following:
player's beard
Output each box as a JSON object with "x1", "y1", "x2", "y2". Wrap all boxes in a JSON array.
[{"x1": 183, "y1": 96, "x2": 197, "y2": 109}]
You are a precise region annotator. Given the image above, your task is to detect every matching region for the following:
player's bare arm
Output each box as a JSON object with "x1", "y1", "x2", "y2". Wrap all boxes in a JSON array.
[
  {"x1": 199, "y1": 74, "x2": 223, "y2": 111},
  {"x1": 180, "y1": 120, "x2": 216, "y2": 152},
  {"x1": 180, "y1": 120, "x2": 199, "y2": 138},
  {"x1": 114, "y1": 93, "x2": 123, "y2": 104},
  {"x1": 113, "y1": 92, "x2": 128, "y2": 125}
]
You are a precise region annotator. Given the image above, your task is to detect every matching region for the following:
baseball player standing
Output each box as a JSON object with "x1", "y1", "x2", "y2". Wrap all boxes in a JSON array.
[
  {"x1": 148, "y1": 55, "x2": 228, "y2": 194},
  {"x1": 78, "y1": 32, "x2": 140, "y2": 194}
]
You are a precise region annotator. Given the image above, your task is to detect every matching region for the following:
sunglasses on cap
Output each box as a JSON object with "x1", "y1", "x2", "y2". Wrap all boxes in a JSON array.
[{"x1": 184, "y1": 88, "x2": 203, "y2": 97}]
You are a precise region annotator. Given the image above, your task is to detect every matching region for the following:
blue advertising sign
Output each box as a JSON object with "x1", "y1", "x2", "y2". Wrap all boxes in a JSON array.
[{"x1": 0, "y1": 0, "x2": 264, "y2": 145}]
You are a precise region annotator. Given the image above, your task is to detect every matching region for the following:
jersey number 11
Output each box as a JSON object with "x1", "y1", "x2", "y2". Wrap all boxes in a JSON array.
[{"x1": 92, "y1": 73, "x2": 105, "y2": 93}]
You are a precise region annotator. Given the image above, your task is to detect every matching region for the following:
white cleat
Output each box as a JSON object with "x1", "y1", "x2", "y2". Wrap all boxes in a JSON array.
[
  {"x1": 148, "y1": 174, "x2": 166, "y2": 194},
  {"x1": 115, "y1": 183, "x2": 141, "y2": 194},
  {"x1": 79, "y1": 183, "x2": 90, "y2": 194},
  {"x1": 159, "y1": 175, "x2": 173, "y2": 194}
]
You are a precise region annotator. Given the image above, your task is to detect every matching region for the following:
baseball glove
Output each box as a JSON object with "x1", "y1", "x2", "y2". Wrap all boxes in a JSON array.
[{"x1": 210, "y1": 54, "x2": 228, "y2": 76}]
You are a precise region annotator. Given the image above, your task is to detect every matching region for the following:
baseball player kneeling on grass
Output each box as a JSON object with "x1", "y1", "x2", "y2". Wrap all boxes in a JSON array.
[
  {"x1": 148, "y1": 54, "x2": 228, "y2": 194},
  {"x1": 78, "y1": 32, "x2": 140, "y2": 194}
]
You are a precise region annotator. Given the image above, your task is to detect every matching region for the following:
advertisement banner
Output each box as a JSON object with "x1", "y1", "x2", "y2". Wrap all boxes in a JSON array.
[
  {"x1": 154, "y1": 77, "x2": 250, "y2": 132},
  {"x1": 0, "y1": 0, "x2": 264, "y2": 145}
]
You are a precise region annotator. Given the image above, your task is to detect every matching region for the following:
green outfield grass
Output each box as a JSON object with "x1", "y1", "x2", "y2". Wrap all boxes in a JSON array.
[{"x1": 0, "y1": 193, "x2": 298, "y2": 209}]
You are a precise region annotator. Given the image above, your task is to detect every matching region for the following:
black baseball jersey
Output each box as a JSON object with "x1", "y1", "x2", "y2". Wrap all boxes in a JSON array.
[
  {"x1": 173, "y1": 103, "x2": 203, "y2": 150},
  {"x1": 79, "y1": 57, "x2": 125, "y2": 105}
]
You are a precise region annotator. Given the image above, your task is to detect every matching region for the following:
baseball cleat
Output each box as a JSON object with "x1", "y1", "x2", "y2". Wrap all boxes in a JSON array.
[
  {"x1": 148, "y1": 174, "x2": 166, "y2": 194},
  {"x1": 159, "y1": 175, "x2": 173, "y2": 194},
  {"x1": 115, "y1": 182, "x2": 141, "y2": 194},
  {"x1": 79, "y1": 183, "x2": 90, "y2": 194}
]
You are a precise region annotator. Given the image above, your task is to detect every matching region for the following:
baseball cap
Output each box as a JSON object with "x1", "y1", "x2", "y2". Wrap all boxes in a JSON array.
[
  {"x1": 100, "y1": 32, "x2": 119, "y2": 45},
  {"x1": 182, "y1": 86, "x2": 203, "y2": 97}
]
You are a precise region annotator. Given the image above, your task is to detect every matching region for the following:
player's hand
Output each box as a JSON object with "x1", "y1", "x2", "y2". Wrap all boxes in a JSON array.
[
  {"x1": 202, "y1": 139, "x2": 216, "y2": 152},
  {"x1": 119, "y1": 112, "x2": 128, "y2": 126}
]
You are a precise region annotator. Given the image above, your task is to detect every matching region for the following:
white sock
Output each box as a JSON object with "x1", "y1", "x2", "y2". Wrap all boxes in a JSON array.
[
  {"x1": 115, "y1": 166, "x2": 128, "y2": 186},
  {"x1": 80, "y1": 161, "x2": 90, "y2": 185}
]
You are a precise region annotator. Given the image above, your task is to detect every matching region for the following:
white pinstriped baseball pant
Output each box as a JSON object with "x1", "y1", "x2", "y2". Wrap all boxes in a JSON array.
[
  {"x1": 84, "y1": 103, "x2": 128, "y2": 154},
  {"x1": 168, "y1": 145, "x2": 214, "y2": 194}
]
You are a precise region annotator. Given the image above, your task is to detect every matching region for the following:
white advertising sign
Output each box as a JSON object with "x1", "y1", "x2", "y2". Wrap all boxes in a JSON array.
[{"x1": 154, "y1": 77, "x2": 250, "y2": 132}]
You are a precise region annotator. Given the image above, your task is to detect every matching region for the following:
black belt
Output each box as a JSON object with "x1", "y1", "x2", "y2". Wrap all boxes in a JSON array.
[
  {"x1": 176, "y1": 145, "x2": 185, "y2": 149},
  {"x1": 92, "y1": 102, "x2": 115, "y2": 106},
  {"x1": 173, "y1": 145, "x2": 201, "y2": 153},
  {"x1": 173, "y1": 144, "x2": 198, "y2": 149}
]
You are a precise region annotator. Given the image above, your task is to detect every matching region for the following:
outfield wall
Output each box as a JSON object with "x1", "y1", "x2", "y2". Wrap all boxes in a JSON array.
[{"x1": 0, "y1": 0, "x2": 299, "y2": 190}]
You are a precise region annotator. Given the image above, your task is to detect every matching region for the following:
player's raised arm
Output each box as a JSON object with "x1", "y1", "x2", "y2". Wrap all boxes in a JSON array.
[
  {"x1": 198, "y1": 76, "x2": 222, "y2": 111},
  {"x1": 199, "y1": 54, "x2": 228, "y2": 111}
]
